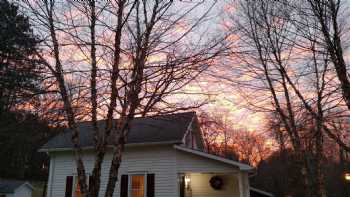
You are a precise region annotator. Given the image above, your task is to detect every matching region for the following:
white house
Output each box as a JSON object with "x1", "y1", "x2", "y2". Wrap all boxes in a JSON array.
[
  {"x1": 40, "y1": 112, "x2": 255, "y2": 197},
  {"x1": 0, "y1": 180, "x2": 33, "y2": 197}
]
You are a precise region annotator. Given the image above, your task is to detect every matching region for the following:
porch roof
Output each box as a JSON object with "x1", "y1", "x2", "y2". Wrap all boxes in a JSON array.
[{"x1": 174, "y1": 145, "x2": 254, "y2": 172}]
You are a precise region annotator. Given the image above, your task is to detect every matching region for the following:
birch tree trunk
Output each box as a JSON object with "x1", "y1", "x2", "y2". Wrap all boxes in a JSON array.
[{"x1": 21, "y1": 1, "x2": 225, "y2": 197}]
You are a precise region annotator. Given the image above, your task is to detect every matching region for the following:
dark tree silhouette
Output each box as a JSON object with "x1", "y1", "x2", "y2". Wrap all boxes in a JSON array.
[
  {"x1": 0, "y1": 0, "x2": 40, "y2": 115},
  {"x1": 0, "y1": 0, "x2": 53, "y2": 182},
  {"x1": 0, "y1": 111, "x2": 58, "y2": 181},
  {"x1": 251, "y1": 149, "x2": 350, "y2": 197}
]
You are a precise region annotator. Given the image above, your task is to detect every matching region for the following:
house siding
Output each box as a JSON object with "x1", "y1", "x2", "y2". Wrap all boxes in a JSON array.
[
  {"x1": 47, "y1": 145, "x2": 249, "y2": 197},
  {"x1": 116, "y1": 145, "x2": 178, "y2": 197},
  {"x1": 47, "y1": 145, "x2": 177, "y2": 197},
  {"x1": 13, "y1": 185, "x2": 32, "y2": 197},
  {"x1": 175, "y1": 149, "x2": 239, "y2": 173}
]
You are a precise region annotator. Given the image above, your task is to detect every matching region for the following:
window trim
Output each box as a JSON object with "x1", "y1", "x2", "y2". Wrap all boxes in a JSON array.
[{"x1": 128, "y1": 173, "x2": 148, "y2": 197}]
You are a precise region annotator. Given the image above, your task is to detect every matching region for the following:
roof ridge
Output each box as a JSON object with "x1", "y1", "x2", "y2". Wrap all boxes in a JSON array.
[{"x1": 75, "y1": 111, "x2": 196, "y2": 125}]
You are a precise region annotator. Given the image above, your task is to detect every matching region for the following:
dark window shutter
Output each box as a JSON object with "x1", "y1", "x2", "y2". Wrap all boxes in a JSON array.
[
  {"x1": 179, "y1": 175, "x2": 185, "y2": 197},
  {"x1": 65, "y1": 176, "x2": 73, "y2": 197},
  {"x1": 147, "y1": 174, "x2": 155, "y2": 197},
  {"x1": 120, "y1": 175, "x2": 129, "y2": 197},
  {"x1": 89, "y1": 175, "x2": 93, "y2": 187},
  {"x1": 88, "y1": 175, "x2": 93, "y2": 194}
]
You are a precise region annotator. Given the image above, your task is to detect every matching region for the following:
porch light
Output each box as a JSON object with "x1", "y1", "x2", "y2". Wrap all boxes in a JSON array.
[
  {"x1": 185, "y1": 176, "x2": 191, "y2": 189},
  {"x1": 345, "y1": 173, "x2": 350, "y2": 181}
]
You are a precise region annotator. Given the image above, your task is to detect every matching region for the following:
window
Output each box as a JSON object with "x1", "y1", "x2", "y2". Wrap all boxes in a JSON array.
[
  {"x1": 120, "y1": 174, "x2": 154, "y2": 197},
  {"x1": 129, "y1": 175, "x2": 145, "y2": 197},
  {"x1": 74, "y1": 176, "x2": 81, "y2": 197},
  {"x1": 68, "y1": 175, "x2": 90, "y2": 197},
  {"x1": 75, "y1": 182, "x2": 81, "y2": 197}
]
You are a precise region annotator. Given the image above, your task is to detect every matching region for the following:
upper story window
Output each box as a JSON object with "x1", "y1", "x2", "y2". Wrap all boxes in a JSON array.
[
  {"x1": 120, "y1": 173, "x2": 154, "y2": 197},
  {"x1": 74, "y1": 176, "x2": 81, "y2": 197},
  {"x1": 65, "y1": 175, "x2": 91, "y2": 197},
  {"x1": 130, "y1": 175, "x2": 145, "y2": 197}
]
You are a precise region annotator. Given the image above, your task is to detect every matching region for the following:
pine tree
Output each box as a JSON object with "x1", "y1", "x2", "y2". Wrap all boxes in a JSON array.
[{"x1": 0, "y1": 0, "x2": 40, "y2": 115}]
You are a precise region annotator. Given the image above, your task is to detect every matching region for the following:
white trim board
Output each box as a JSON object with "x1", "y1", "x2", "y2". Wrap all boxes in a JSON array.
[
  {"x1": 39, "y1": 140, "x2": 182, "y2": 153},
  {"x1": 250, "y1": 187, "x2": 274, "y2": 197}
]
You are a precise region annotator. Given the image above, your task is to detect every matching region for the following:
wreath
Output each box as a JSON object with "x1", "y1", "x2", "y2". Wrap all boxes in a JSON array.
[{"x1": 209, "y1": 176, "x2": 223, "y2": 190}]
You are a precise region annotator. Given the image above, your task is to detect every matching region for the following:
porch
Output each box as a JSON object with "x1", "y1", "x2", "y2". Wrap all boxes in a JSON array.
[
  {"x1": 179, "y1": 172, "x2": 248, "y2": 197},
  {"x1": 174, "y1": 145, "x2": 252, "y2": 197}
]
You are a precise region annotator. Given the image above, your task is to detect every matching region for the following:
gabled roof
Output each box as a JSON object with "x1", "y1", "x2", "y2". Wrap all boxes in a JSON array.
[
  {"x1": 0, "y1": 179, "x2": 33, "y2": 194},
  {"x1": 40, "y1": 112, "x2": 196, "y2": 152},
  {"x1": 174, "y1": 145, "x2": 254, "y2": 171}
]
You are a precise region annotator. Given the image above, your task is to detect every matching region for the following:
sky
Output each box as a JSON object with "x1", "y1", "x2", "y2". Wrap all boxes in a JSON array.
[
  {"x1": 174, "y1": 0, "x2": 266, "y2": 132},
  {"x1": 23, "y1": 0, "x2": 350, "y2": 134},
  {"x1": 180, "y1": 0, "x2": 350, "y2": 133}
]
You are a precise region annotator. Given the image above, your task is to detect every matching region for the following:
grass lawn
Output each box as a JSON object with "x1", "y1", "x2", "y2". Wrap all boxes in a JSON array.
[{"x1": 31, "y1": 181, "x2": 46, "y2": 197}]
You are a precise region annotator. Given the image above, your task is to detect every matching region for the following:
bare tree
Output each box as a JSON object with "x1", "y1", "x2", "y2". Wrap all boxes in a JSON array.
[
  {"x1": 20, "y1": 1, "x2": 225, "y2": 197},
  {"x1": 306, "y1": 0, "x2": 350, "y2": 111},
  {"x1": 198, "y1": 112, "x2": 224, "y2": 154},
  {"x1": 224, "y1": 0, "x2": 350, "y2": 196},
  {"x1": 198, "y1": 112, "x2": 271, "y2": 166}
]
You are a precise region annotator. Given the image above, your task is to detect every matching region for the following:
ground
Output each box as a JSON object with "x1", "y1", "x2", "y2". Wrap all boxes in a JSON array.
[{"x1": 31, "y1": 182, "x2": 45, "y2": 197}]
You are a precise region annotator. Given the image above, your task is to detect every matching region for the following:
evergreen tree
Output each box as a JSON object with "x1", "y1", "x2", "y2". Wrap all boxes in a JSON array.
[
  {"x1": 0, "y1": 111, "x2": 57, "y2": 180},
  {"x1": 0, "y1": 0, "x2": 40, "y2": 115},
  {"x1": 0, "y1": 0, "x2": 52, "y2": 181}
]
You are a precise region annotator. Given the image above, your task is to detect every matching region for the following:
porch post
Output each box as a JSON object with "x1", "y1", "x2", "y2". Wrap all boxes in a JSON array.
[
  {"x1": 237, "y1": 172, "x2": 249, "y2": 197},
  {"x1": 237, "y1": 172, "x2": 244, "y2": 197}
]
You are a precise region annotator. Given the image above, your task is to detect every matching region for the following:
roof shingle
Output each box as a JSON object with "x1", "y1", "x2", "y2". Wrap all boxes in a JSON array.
[
  {"x1": 0, "y1": 179, "x2": 26, "y2": 193},
  {"x1": 41, "y1": 112, "x2": 196, "y2": 151}
]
